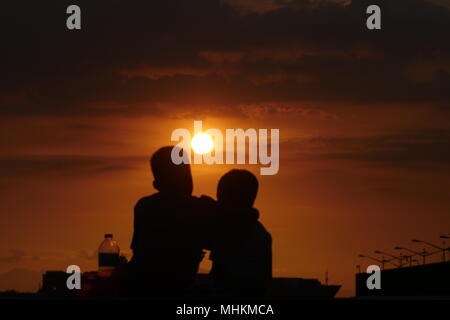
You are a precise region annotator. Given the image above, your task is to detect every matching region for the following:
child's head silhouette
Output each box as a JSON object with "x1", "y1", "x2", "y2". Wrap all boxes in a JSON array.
[
  {"x1": 151, "y1": 146, "x2": 193, "y2": 195},
  {"x1": 217, "y1": 169, "x2": 258, "y2": 209}
]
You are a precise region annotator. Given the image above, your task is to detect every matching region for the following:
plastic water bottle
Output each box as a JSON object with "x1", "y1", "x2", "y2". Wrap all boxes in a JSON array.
[{"x1": 98, "y1": 234, "x2": 120, "y2": 278}]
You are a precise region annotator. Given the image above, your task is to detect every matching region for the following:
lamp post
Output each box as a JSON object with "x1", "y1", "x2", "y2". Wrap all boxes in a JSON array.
[
  {"x1": 413, "y1": 239, "x2": 446, "y2": 262},
  {"x1": 397, "y1": 252, "x2": 413, "y2": 267},
  {"x1": 440, "y1": 235, "x2": 450, "y2": 262},
  {"x1": 394, "y1": 246, "x2": 429, "y2": 265},
  {"x1": 374, "y1": 250, "x2": 403, "y2": 268},
  {"x1": 411, "y1": 259, "x2": 419, "y2": 266},
  {"x1": 358, "y1": 254, "x2": 389, "y2": 270}
]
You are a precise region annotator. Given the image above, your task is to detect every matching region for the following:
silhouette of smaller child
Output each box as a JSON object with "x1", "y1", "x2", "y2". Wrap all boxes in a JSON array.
[{"x1": 209, "y1": 170, "x2": 272, "y2": 297}]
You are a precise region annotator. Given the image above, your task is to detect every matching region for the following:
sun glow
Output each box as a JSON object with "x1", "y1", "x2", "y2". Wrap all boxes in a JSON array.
[{"x1": 191, "y1": 133, "x2": 214, "y2": 154}]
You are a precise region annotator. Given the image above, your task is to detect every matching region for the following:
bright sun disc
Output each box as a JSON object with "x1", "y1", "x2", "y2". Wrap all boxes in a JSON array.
[{"x1": 191, "y1": 133, "x2": 214, "y2": 154}]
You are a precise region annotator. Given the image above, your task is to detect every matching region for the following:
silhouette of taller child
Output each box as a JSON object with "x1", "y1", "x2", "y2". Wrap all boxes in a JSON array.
[{"x1": 127, "y1": 146, "x2": 215, "y2": 297}]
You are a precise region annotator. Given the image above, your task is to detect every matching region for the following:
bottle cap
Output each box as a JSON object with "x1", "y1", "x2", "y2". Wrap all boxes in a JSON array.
[{"x1": 104, "y1": 233, "x2": 113, "y2": 238}]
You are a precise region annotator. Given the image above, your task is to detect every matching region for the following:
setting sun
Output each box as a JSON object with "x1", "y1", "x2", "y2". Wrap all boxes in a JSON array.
[{"x1": 191, "y1": 133, "x2": 214, "y2": 154}]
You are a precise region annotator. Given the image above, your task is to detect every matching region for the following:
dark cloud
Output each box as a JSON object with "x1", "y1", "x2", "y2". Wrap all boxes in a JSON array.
[
  {"x1": 0, "y1": 0, "x2": 449, "y2": 117},
  {"x1": 0, "y1": 155, "x2": 144, "y2": 179},
  {"x1": 286, "y1": 129, "x2": 450, "y2": 168}
]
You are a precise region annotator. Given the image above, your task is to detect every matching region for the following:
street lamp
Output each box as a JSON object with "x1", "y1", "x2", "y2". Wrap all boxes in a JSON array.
[
  {"x1": 439, "y1": 235, "x2": 450, "y2": 261},
  {"x1": 374, "y1": 250, "x2": 403, "y2": 268},
  {"x1": 394, "y1": 246, "x2": 429, "y2": 265},
  {"x1": 390, "y1": 247, "x2": 414, "y2": 267},
  {"x1": 358, "y1": 254, "x2": 389, "y2": 270},
  {"x1": 412, "y1": 239, "x2": 446, "y2": 262},
  {"x1": 411, "y1": 259, "x2": 419, "y2": 266}
]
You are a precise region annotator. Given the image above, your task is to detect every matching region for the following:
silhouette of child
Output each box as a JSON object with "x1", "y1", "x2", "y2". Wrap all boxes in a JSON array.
[
  {"x1": 124, "y1": 146, "x2": 216, "y2": 297},
  {"x1": 209, "y1": 170, "x2": 272, "y2": 297}
]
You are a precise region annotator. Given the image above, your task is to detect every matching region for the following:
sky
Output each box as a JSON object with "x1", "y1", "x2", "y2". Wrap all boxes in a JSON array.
[{"x1": 0, "y1": 0, "x2": 449, "y2": 296}]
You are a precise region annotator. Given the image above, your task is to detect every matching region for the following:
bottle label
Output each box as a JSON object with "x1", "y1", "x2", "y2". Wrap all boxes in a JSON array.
[{"x1": 98, "y1": 253, "x2": 119, "y2": 267}]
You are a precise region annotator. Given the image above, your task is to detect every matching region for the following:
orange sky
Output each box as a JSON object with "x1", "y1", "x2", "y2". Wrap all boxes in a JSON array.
[
  {"x1": 1, "y1": 107, "x2": 450, "y2": 296},
  {"x1": 1, "y1": 0, "x2": 450, "y2": 297}
]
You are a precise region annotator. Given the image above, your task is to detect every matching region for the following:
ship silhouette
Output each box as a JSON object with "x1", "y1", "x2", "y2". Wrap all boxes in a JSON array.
[
  {"x1": 37, "y1": 271, "x2": 341, "y2": 299},
  {"x1": 191, "y1": 273, "x2": 340, "y2": 299}
]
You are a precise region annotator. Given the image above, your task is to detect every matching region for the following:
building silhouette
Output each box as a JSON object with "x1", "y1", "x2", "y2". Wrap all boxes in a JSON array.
[{"x1": 356, "y1": 261, "x2": 450, "y2": 297}]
